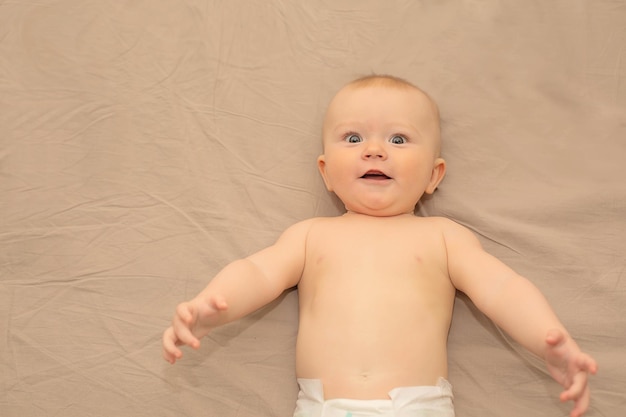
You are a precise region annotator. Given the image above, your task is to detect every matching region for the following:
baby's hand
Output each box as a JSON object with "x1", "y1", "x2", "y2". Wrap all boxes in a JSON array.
[
  {"x1": 544, "y1": 329, "x2": 598, "y2": 417},
  {"x1": 162, "y1": 295, "x2": 228, "y2": 364}
]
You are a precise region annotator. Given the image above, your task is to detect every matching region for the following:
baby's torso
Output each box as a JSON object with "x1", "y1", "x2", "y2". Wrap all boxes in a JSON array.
[{"x1": 296, "y1": 214, "x2": 456, "y2": 400}]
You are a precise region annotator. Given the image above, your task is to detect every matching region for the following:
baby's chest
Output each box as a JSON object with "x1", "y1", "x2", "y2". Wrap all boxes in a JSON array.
[
  {"x1": 304, "y1": 235, "x2": 446, "y2": 289},
  {"x1": 300, "y1": 241, "x2": 452, "y2": 317},
  {"x1": 313, "y1": 228, "x2": 441, "y2": 263}
]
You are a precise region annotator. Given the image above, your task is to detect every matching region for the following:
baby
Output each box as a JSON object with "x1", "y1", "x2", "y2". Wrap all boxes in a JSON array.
[{"x1": 163, "y1": 75, "x2": 597, "y2": 417}]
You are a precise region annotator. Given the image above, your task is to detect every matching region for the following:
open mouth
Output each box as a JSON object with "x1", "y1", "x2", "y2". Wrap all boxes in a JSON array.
[{"x1": 360, "y1": 170, "x2": 391, "y2": 180}]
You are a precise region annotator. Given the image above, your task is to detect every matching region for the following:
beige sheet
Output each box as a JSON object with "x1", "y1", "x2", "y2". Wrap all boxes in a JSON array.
[{"x1": 1, "y1": 1, "x2": 624, "y2": 416}]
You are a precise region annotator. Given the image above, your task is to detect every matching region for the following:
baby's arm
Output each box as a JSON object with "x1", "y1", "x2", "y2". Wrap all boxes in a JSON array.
[
  {"x1": 441, "y1": 219, "x2": 597, "y2": 417},
  {"x1": 162, "y1": 218, "x2": 313, "y2": 364}
]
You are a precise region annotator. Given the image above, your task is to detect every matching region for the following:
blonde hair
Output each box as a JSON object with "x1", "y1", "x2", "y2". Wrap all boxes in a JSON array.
[
  {"x1": 346, "y1": 74, "x2": 440, "y2": 123},
  {"x1": 347, "y1": 74, "x2": 418, "y2": 90}
]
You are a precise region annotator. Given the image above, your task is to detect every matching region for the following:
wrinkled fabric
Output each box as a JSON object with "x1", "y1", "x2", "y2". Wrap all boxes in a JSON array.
[{"x1": 1, "y1": 1, "x2": 624, "y2": 417}]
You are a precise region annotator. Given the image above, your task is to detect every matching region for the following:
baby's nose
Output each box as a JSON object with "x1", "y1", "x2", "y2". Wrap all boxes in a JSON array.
[{"x1": 363, "y1": 142, "x2": 387, "y2": 159}]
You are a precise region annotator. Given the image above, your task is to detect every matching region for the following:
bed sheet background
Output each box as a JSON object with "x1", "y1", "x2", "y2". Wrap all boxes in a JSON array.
[{"x1": 1, "y1": 1, "x2": 624, "y2": 416}]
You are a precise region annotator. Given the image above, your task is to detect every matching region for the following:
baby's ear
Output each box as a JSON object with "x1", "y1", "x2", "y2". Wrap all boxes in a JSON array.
[
  {"x1": 317, "y1": 155, "x2": 333, "y2": 192},
  {"x1": 425, "y1": 158, "x2": 446, "y2": 194}
]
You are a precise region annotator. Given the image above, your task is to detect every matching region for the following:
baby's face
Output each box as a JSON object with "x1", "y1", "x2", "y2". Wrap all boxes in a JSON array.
[{"x1": 318, "y1": 84, "x2": 445, "y2": 216}]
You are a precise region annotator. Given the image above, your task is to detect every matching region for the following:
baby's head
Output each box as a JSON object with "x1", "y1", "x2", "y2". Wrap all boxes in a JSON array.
[{"x1": 318, "y1": 75, "x2": 446, "y2": 217}]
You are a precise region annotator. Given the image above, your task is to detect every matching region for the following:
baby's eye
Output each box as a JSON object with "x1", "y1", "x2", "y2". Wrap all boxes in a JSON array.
[
  {"x1": 345, "y1": 134, "x2": 363, "y2": 143},
  {"x1": 389, "y1": 135, "x2": 407, "y2": 144}
]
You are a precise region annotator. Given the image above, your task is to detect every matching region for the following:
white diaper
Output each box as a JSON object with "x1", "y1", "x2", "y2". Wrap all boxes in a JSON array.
[{"x1": 293, "y1": 377, "x2": 455, "y2": 417}]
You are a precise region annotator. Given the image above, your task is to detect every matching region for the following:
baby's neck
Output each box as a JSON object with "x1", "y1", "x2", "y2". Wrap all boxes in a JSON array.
[{"x1": 343, "y1": 210, "x2": 416, "y2": 219}]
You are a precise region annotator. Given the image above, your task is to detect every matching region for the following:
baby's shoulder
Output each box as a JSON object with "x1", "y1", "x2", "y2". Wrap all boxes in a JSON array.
[
  {"x1": 280, "y1": 217, "x2": 320, "y2": 237},
  {"x1": 280, "y1": 216, "x2": 342, "y2": 240},
  {"x1": 422, "y1": 216, "x2": 482, "y2": 247}
]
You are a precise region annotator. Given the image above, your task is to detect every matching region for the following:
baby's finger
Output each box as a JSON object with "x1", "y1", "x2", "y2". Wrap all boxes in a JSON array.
[
  {"x1": 171, "y1": 304, "x2": 201, "y2": 348},
  {"x1": 162, "y1": 328, "x2": 182, "y2": 363},
  {"x1": 175, "y1": 302, "x2": 195, "y2": 324},
  {"x1": 565, "y1": 385, "x2": 590, "y2": 417},
  {"x1": 172, "y1": 322, "x2": 201, "y2": 349},
  {"x1": 162, "y1": 347, "x2": 179, "y2": 364},
  {"x1": 560, "y1": 374, "x2": 590, "y2": 416},
  {"x1": 562, "y1": 372, "x2": 588, "y2": 401},
  {"x1": 578, "y1": 354, "x2": 598, "y2": 375}
]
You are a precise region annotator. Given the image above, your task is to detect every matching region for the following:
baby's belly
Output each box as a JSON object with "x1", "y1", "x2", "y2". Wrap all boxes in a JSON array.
[{"x1": 295, "y1": 304, "x2": 451, "y2": 400}]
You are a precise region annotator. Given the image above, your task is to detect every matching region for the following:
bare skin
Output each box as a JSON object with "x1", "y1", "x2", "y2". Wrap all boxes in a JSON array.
[
  {"x1": 163, "y1": 77, "x2": 597, "y2": 417},
  {"x1": 296, "y1": 214, "x2": 455, "y2": 399}
]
